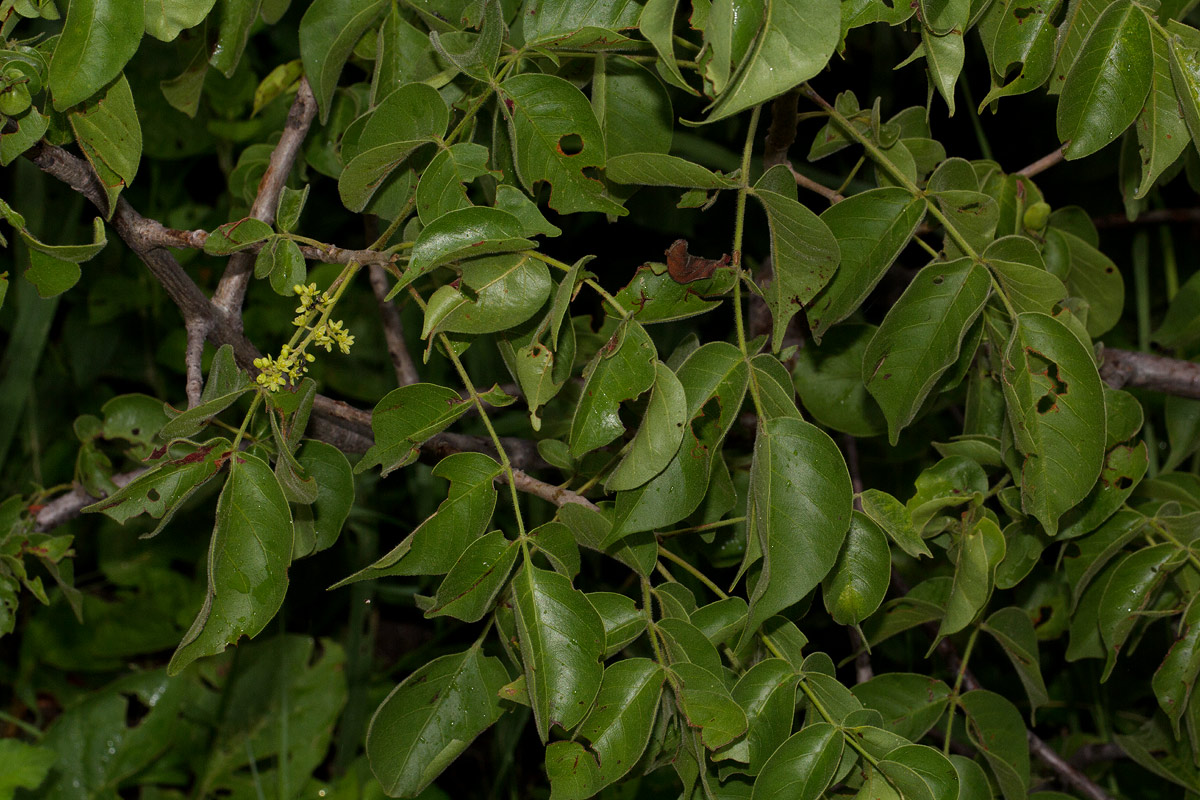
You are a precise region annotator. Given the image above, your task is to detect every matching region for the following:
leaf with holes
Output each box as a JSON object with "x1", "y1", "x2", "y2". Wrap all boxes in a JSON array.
[{"x1": 1002, "y1": 312, "x2": 1106, "y2": 535}]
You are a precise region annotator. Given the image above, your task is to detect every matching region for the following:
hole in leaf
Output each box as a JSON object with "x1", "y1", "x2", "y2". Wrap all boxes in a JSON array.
[
  {"x1": 147, "y1": 488, "x2": 161, "y2": 502},
  {"x1": 557, "y1": 133, "x2": 584, "y2": 156},
  {"x1": 1116, "y1": 476, "x2": 1133, "y2": 490},
  {"x1": 1037, "y1": 394, "x2": 1056, "y2": 414},
  {"x1": 690, "y1": 398, "x2": 722, "y2": 451},
  {"x1": 124, "y1": 692, "x2": 150, "y2": 728},
  {"x1": 932, "y1": 275, "x2": 944, "y2": 285}
]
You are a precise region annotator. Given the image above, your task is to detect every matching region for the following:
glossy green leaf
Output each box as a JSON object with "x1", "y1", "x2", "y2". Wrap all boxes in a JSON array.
[
  {"x1": 1002, "y1": 312, "x2": 1106, "y2": 534},
  {"x1": 752, "y1": 166, "x2": 841, "y2": 350},
  {"x1": 68, "y1": 74, "x2": 142, "y2": 215},
  {"x1": 611, "y1": 262, "x2": 736, "y2": 325},
  {"x1": 810, "y1": 188, "x2": 925, "y2": 341},
  {"x1": 977, "y1": 0, "x2": 1060, "y2": 108},
  {"x1": 570, "y1": 320, "x2": 657, "y2": 458},
  {"x1": 863, "y1": 259, "x2": 990, "y2": 444},
  {"x1": 291, "y1": 441, "x2": 354, "y2": 557},
  {"x1": 822, "y1": 511, "x2": 890, "y2": 625},
  {"x1": 1057, "y1": 440, "x2": 1147, "y2": 538},
  {"x1": 932, "y1": 190, "x2": 998, "y2": 256},
  {"x1": 545, "y1": 659, "x2": 664, "y2": 800},
  {"x1": 0, "y1": 106, "x2": 49, "y2": 167},
  {"x1": 168, "y1": 453, "x2": 293, "y2": 674},
  {"x1": 1098, "y1": 543, "x2": 1180, "y2": 680},
  {"x1": 48, "y1": 0, "x2": 143, "y2": 110},
  {"x1": 513, "y1": 563, "x2": 605, "y2": 741},
  {"x1": 208, "y1": 0, "x2": 261, "y2": 76},
  {"x1": 367, "y1": 647, "x2": 509, "y2": 797},
  {"x1": 1135, "y1": 30, "x2": 1188, "y2": 198},
  {"x1": 588, "y1": 591, "x2": 645, "y2": 656},
  {"x1": 1056, "y1": 2, "x2": 1152, "y2": 159},
  {"x1": 750, "y1": 353, "x2": 801, "y2": 422},
  {"x1": 606, "y1": 362, "x2": 688, "y2": 491},
  {"x1": 25, "y1": 251, "x2": 80, "y2": 298},
  {"x1": 205, "y1": 217, "x2": 273, "y2": 255},
  {"x1": 1049, "y1": 0, "x2": 1112, "y2": 95},
  {"x1": 598, "y1": 56, "x2": 674, "y2": 158},
  {"x1": 692, "y1": 597, "x2": 748, "y2": 647},
  {"x1": 606, "y1": 152, "x2": 739, "y2": 188},
  {"x1": 338, "y1": 141, "x2": 424, "y2": 214},
  {"x1": 958, "y1": 690, "x2": 1030, "y2": 800},
  {"x1": 259, "y1": 237, "x2": 308, "y2": 296},
  {"x1": 356, "y1": 383, "x2": 474, "y2": 476},
  {"x1": 299, "y1": 0, "x2": 387, "y2": 122},
  {"x1": 923, "y1": 26, "x2": 965, "y2": 114},
  {"x1": 144, "y1": 0, "x2": 217, "y2": 41},
  {"x1": 1045, "y1": 227, "x2": 1123, "y2": 336},
  {"x1": 0, "y1": 739, "x2": 55, "y2": 796},
  {"x1": 982, "y1": 606, "x2": 1049, "y2": 719},
  {"x1": 860, "y1": 487, "x2": 930, "y2": 558},
  {"x1": 499, "y1": 73, "x2": 625, "y2": 216},
  {"x1": 878, "y1": 744, "x2": 959, "y2": 800},
  {"x1": 1153, "y1": 597, "x2": 1200, "y2": 734},
  {"x1": 335, "y1": 452, "x2": 501, "y2": 584},
  {"x1": 400, "y1": 207, "x2": 534, "y2": 295},
  {"x1": 908, "y1": 455, "x2": 988, "y2": 532},
  {"x1": 424, "y1": 252, "x2": 552, "y2": 337},
  {"x1": 639, "y1": 0, "x2": 693, "y2": 92},
  {"x1": 423, "y1": 531, "x2": 519, "y2": 622},
  {"x1": 745, "y1": 415, "x2": 853, "y2": 638},
  {"x1": 751, "y1": 721, "x2": 842, "y2": 800},
  {"x1": 792, "y1": 324, "x2": 886, "y2": 437},
  {"x1": 714, "y1": 658, "x2": 798, "y2": 774},
  {"x1": 669, "y1": 661, "x2": 747, "y2": 750},
  {"x1": 705, "y1": 0, "x2": 840, "y2": 122},
  {"x1": 939, "y1": 516, "x2": 1004, "y2": 637},
  {"x1": 852, "y1": 673, "x2": 952, "y2": 740},
  {"x1": 415, "y1": 143, "x2": 492, "y2": 223}
]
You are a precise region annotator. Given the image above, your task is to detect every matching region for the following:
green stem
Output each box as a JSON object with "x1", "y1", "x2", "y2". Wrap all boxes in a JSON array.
[
  {"x1": 943, "y1": 627, "x2": 979, "y2": 756},
  {"x1": 1133, "y1": 231, "x2": 1160, "y2": 477},
  {"x1": 368, "y1": 197, "x2": 416, "y2": 251},
  {"x1": 523, "y1": 250, "x2": 628, "y2": 317},
  {"x1": 0, "y1": 710, "x2": 42, "y2": 739},
  {"x1": 731, "y1": 104, "x2": 762, "y2": 356},
  {"x1": 232, "y1": 393, "x2": 263, "y2": 454},
  {"x1": 657, "y1": 545, "x2": 729, "y2": 600},
  {"x1": 1162, "y1": 225, "x2": 1179, "y2": 301},
  {"x1": 659, "y1": 516, "x2": 746, "y2": 538},
  {"x1": 1148, "y1": 520, "x2": 1200, "y2": 574}
]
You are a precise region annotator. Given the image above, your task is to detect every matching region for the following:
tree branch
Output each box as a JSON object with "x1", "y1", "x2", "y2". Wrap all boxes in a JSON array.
[
  {"x1": 138, "y1": 223, "x2": 397, "y2": 266},
  {"x1": 1093, "y1": 208, "x2": 1200, "y2": 229},
  {"x1": 1100, "y1": 347, "x2": 1200, "y2": 399},
  {"x1": 367, "y1": 263, "x2": 420, "y2": 386},
  {"x1": 184, "y1": 317, "x2": 206, "y2": 407},
  {"x1": 1017, "y1": 145, "x2": 1065, "y2": 178},
  {"x1": 212, "y1": 77, "x2": 317, "y2": 319},
  {"x1": 34, "y1": 469, "x2": 145, "y2": 532},
  {"x1": 789, "y1": 164, "x2": 843, "y2": 204}
]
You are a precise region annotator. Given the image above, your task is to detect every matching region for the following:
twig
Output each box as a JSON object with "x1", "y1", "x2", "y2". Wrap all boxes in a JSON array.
[
  {"x1": 847, "y1": 627, "x2": 872, "y2": 684},
  {"x1": 763, "y1": 89, "x2": 800, "y2": 169},
  {"x1": 1028, "y1": 731, "x2": 1117, "y2": 800},
  {"x1": 1017, "y1": 145, "x2": 1066, "y2": 178},
  {"x1": 1100, "y1": 347, "x2": 1200, "y2": 400},
  {"x1": 789, "y1": 164, "x2": 843, "y2": 204},
  {"x1": 367, "y1": 264, "x2": 419, "y2": 386},
  {"x1": 139, "y1": 224, "x2": 396, "y2": 266},
  {"x1": 505, "y1": 468, "x2": 599, "y2": 511},
  {"x1": 212, "y1": 77, "x2": 317, "y2": 318},
  {"x1": 34, "y1": 469, "x2": 145, "y2": 532},
  {"x1": 184, "y1": 317, "x2": 206, "y2": 408},
  {"x1": 1093, "y1": 208, "x2": 1200, "y2": 229}
]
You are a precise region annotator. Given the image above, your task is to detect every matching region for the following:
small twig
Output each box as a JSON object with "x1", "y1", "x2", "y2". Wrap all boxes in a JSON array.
[
  {"x1": 847, "y1": 627, "x2": 873, "y2": 684},
  {"x1": 139, "y1": 224, "x2": 396, "y2": 266},
  {"x1": 34, "y1": 469, "x2": 145, "y2": 532},
  {"x1": 1093, "y1": 208, "x2": 1200, "y2": 229},
  {"x1": 1100, "y1": 347, "x2": 1200, "y2": 400},
  {"x1": 763, "y1": 89, "x2": 800, "y2": 169},
  {"x1": 212, "y1": 78, "x2": 317, "y2": 318},
  {"x1": 1017, "y1": 145, "x2": 1066, "y2": 178},
  {"x1": 505, "y1": 468, "x2": 599, "y2": 511},
  {"x1": 184, "y1": 317, "x2": 207, "y2": 407},
  {"x1": 788, "y1": 164, "x2": 844, "y2": 204},
  {"x1": 367, "y1": 264, "x2": 419, "y2": 386},
  {"x1": 1028, "y1": 731, "x2": 1117, "y2": 800}
]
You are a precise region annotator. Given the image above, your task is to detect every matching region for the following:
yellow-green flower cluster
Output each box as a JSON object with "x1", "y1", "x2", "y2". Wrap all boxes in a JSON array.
[
  {"x1": 253, "y1": 345, "x2": 315, "y2": 392},
  {"x1": 313, "y1": 320, "x2": 355, "y2": 354},
  {"x1": 292, "y1": 282, "x2": 330, "y2": 326}
]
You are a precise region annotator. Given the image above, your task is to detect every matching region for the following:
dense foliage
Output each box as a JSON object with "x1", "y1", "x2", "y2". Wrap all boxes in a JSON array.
[{"x1": 7, "y1": 0, "x2": 1200, "y2": 797}]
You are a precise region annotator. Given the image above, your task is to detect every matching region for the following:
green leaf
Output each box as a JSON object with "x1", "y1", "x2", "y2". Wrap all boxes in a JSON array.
[
  {"x1": 335, "y1": 452, "x2": 501, "y2": 585},
  {"x1": 639, "y1": 0, "x2": 694, "y2": 93},
  {"x1": 415, "y1": 143, "x2": 493, "y2": 223},
  {"x1": 520, "y1": 0, "x2": 643, "y2": 41},
  {"x1": 1056, "y1": 2, "x2": 1153, "y2": 159},
  {"x1": 1098, "y1": 543, "x2": 1180, "y2": 681},
  {"x1": 261, "y1": 237, "x2": 308, "y2": 296},
  {"x1": 495, "y1": 184, "x2": 562, "y2": 237},
  {"x1": 512, "y1": 563, "x2": 606, "y2": 741},
  {"x1": 863, "y1": 259, "x2": 991, "y2": 444},
  {"x1": 398, "y1": 207, "x2": 535, "y2": 297},
  {"x1": 291, "y1": 441, "x2": 354, "y2": 558},
  {"x1": 669, "y1": 661, "x2": 747, "y2": 750},
  {"x1": 0, "y1": 106, "x2": 49, "y2": 167},
  {"x1": 981, "y1": 606, "x2": 1049, "y2": 720},
  {"x1": 1056, "y1": 440, "x2": 1148, "y2": 538},
  {"x1": 569, "y1": 320, "x2": 657, "y2": 458},
  {"x1": 168, "y1": 453, "x2": 293, "y2": 675},
  {"x1": 919, "y1": 0, "x2": 968, "y2": 34},
  {"x1": 860, "y1": 487, "x2": 930, "y2": 558},
  {"x1": 83, "y1": 438, "x2": 231, "y2": 534},
  {"x1": 208, "y1": 0, "x2": 261, "y2": 77},
  {"x1": 423, "y1": 531, "x2": 519, "y2": 623},
  {"x1": 545, "y1": 659, "x2": 664, "y2": 800},
  {"x1": 160, "y1": 344, "x2": 253, "y2": 439},
  {"x1": 1062, "y1": 509, "x2": 1145, "y2": 609},
  {"x1": 429, "y1": 0, "x2": 502, "y2": 81},
  {"x1": 1135, "y1": 30, "x2": 1188, "y2": 198},
  {"x1": 367, "y1": 647, "x2": 509, "y2": 798},
  {"x1": 750, "y1": 352, "x2": 802, "y2": 422},
  {"x1": 745, "y1": 416, "x2": 853, "y2": 639},
  {"x1": 68, "y1": 73, "x2": 142, "y2": 215},
  {"x1": 714, "y1": 658, "x2": 798, "y2": 775},
  {"x1": 752, "y1": 166, "x2": 841, "y2": 350},
  {"x1": 822, "y1": 511, "x2": 890, "y2": 625},
  {"x1": 299, "y1": 0, "x2": 387, "y2": 122},
  {"x1": 852, "y1": 673, "x2": 952, "y2": 740},
  {"x1": 1001, "y1": 312, "x2": 1106, "y2": 534},
  {"x1": 1045, "y1": 228, "x2": 1123, "y2": 337},
  {"x1": 923, "y1": 26, "x2": 965, "y2": 114},
  {"x1": 705, "y1": 0, "x2": 839, "y2": 122},
  {"x1": 792, "y1": 325, "x2": 887, "y2": 437},
  {"x1": 606, "y1": 152, "x2": 739, "y2": 188},
  {"x1": 810, "y1": 188, "x2": 925, "y2": 341},
  {"x1": 0, "y1": 739, "x2": 56, "y2": 796},
  {"x1": 499, "y1": 73, "x2": 626, "y2": 216},
  {"x1": 25, "y1": 251, "x2": 81, "y2": 298},
  {"x1": 1049, "y1": 0, "x2": 1111, "y2": 95},
  {"x1": 606, "y1": 362, "x2": 688, "y2": 492},
  {"x1": 976, "y1": 0, "x2": 1059, "y2": 109},
  {"x1": 144, "y1": 0, "x2": 217, "y2": 41},
  {"x1": 1153, "y1": 598, "x2": 1200, "y2": 735},
  {"x1": 338, "y1": 141, "x2": 424, "y2": 214},
  {"x1": 938, "y1": 516, "x2": 1004, "y2": 637},
  {"x1": 984, "y1": 235, "x2": 1067, "y2": 316},
  {"x1": 48, "y1": 0, "x2": 143, "y2": 110},
  {"x1": 958, "y1": 690, "x2": 1030, "y2": 800},
  {"x1": 611, "y1": 262, "x2": 736, "y2": 326},
  {"x1": 751, "y1": 721, "x2": 843, "y2": 800},
  {"x1": 423, "y1": 252, "x2": 552, "y2": 337},
  {"x1": 1154, "y1": 259, "x2": 1200, "y2": 347},
  {"x1": 598, "y1": 56, "x2": 674, "y2": 158},
  {"x1": 587, "y1": 591, "x2": 645, "y2": 656},
  {"x1": 356, "y1": 384, "x2": 474, "y2": 476},
  {"x1": 878, "y1": 744, "x2": 959, "y2": 800},
  {"x1": 205, "y1": 217, "x2": 274, "y2": 256}
]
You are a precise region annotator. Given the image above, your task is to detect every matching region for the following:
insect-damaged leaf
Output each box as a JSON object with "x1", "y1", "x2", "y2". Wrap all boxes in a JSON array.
[
  {"x1": 1002, "y1": 312, "x2": 1106, "y2": 535},
  {"x1": 569, "y1": 319, "x2": 657, "y2": 458}
]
